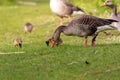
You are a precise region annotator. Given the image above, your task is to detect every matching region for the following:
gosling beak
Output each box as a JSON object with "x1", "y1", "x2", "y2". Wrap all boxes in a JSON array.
[
  {"x1": 19, "y1": 43, "x2": 22, "y2": 48},
  {"x1": 51, "y1": 40, "x2": 56, "y2": 48},
  {"x1": 101, "y1": 3, "x2": 107, "y2": 7}
]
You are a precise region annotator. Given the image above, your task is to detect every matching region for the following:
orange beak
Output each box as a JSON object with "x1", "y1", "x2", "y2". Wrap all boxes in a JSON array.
[
  {"x1": 51, "y1": 40, "x2": 56, "y2": 48},
  {"x1": 101, "y1": 3, "x2": 107, "y2": 7},
  {"x1": 46, "y1": 39, "x2": 56, "y2": 48}
]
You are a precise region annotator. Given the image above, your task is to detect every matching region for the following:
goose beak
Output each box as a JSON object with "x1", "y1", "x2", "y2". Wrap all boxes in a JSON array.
[
  {"x1": 51, "y1": 40, "x2": 56, "y2": 48},
  {"x1": 101, "y1": 3, "x2": 106, "y2": 7},
  {"x1": 46, "y1": 38, "x2": 52, "y2": 46},
  {"x1": 45, "y1": 39, "x2": 56, "y2": 48}
]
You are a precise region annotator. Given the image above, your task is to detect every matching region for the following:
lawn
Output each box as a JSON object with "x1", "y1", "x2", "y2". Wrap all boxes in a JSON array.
[{"x1": 0, "y1": 0, "x2": 120, "y2": 80}]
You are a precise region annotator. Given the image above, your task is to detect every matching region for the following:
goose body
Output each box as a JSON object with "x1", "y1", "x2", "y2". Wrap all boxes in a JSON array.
[
  {"x1": 50, "y1": 0, "x2": 85, "y2": 24},
  {"x1": 102, "y1": 0, "x2": 120, "y2": 31},
  {"x1": 46, "y1": 15, "x2": 118, "y2": 47}
]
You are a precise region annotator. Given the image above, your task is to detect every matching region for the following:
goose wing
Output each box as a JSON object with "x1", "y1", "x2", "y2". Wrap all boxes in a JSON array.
[
  {"x1": 63, "y1": 1, "x2": 84, "y2": 12},
  {"x1": 68, "y1": 15, "x2": 117, "y2": 28}
]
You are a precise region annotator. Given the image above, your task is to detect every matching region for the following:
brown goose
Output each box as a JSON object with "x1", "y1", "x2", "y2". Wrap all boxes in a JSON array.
[
  {"x1": 50, "y1": 0, "x2": 85, "y2": 25},
  {"x1": 46, "y1": 15, "x2": 118, "y2": 47},
  {"x1": 101, "y1": 0, "x2": 120, "y2": 31},
  {"x1": 24, "y1": 22, "x2": 33, "y2": 33},
  {"x1": 13, "y1": 37, "x2": 22, "y2": 48}
]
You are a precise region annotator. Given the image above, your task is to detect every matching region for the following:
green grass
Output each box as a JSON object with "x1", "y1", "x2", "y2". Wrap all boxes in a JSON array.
[{"x1": 0, "y1": 0, "x2": 120, "y2": 80}]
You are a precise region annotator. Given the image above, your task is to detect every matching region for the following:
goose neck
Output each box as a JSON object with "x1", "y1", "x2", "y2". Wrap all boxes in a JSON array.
[
  {"x1": 52, "y1": 25, "x2": 65, "y2": 41},
  {"x1": 111, "y1": 5, "x2": 117, "y2": 16}
]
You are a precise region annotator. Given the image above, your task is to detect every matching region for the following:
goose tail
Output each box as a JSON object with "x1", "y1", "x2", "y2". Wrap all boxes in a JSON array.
[
  {"x1": 106, "y1": 19, "x2": 118, "y2": 23},
  {"x1": 72, "y1": 6, "x2": 85, "y2": 15}
]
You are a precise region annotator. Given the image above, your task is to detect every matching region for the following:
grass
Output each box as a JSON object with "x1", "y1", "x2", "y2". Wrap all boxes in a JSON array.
[{"x1": 0, "y1": 0, "x2": 120, "y2": 80}]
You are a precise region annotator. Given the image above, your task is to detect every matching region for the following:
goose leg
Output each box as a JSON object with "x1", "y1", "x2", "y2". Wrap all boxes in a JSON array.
[
  {"x1": 60, "y1": 17, "x2": 64, "y2": 25},
  {"x1": 66, "y1": 15, "x2": 72, "y2": 22},
  {"x1": 91, "y1": 34, "x2": 98, "y2": 47},
  {"x1": 84, "y1": 36, "x2": 88, "y2": 47},
  {"x1": 68, "y1": 16, "x2": 72, "y2": 22}
]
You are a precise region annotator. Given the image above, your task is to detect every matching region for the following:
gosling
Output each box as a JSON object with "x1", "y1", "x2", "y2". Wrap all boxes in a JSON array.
[
  {"x1": 24, "y1": 22, "x2": 33, "y2": 33},
  {"x1": 13, "y1": 37, "x2": 22, "y2": 48}
]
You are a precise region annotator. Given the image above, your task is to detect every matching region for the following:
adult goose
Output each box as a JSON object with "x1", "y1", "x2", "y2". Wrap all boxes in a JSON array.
[
  {"x1": 46, "y1": 15, "x2": 118, "y2": 47},
  {"x1": 50, "y1": 0, "x2": 85, "y2": 25},
  {"x1": 101, "y1": 0, "x2": 120, "y2": 31}
]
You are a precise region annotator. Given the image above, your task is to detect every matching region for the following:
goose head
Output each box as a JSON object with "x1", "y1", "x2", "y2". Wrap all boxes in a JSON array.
[
  {"x1": 46, "y1": 37, "x2": 63, "y2": 47},
  {"x1": 101, "y1": 0, "x2": 115, "y2": 8},
  {"x1": 46, "y1": 25, "x2": 65, "y2": 47}
]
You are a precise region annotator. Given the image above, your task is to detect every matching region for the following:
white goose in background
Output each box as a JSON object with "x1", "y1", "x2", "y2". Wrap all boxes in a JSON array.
[
  {"x1": 50, "y1": 0, "x2": 85, "y2": 25},
  {"x1": 101, "y1": 0, "x2": 120, "y2": 32}
]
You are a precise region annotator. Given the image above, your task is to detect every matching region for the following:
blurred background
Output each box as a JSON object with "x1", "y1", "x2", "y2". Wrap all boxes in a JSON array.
[
  {"x1": 0, "y1": 0, "x2": 119, "y2": 5},
  {"x1": 0, "y1": 0, "x2": 119, "y2": 16}
]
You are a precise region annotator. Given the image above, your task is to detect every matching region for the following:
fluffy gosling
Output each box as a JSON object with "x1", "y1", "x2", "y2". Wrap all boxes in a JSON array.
[
  {"x1": 24, "y1": 22, "x2": 33, "y2": 33},
  {"x1": 13, "y1": 37, "x2": 22, "y2": 48}
]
